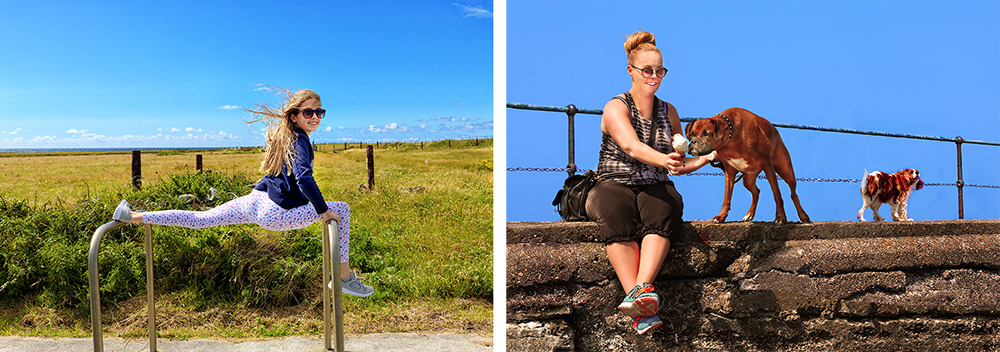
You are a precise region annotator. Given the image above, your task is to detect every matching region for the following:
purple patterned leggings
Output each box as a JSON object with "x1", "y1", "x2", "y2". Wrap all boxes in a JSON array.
[{"x1": 141, "y1": 190, "x2": 351, "y2": 262}]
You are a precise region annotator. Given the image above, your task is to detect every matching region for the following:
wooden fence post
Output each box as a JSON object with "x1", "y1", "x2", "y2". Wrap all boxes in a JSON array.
[
  {"x1": 366, "y1": 145, "x2": 374, "y2": 191},
  {"x1": 196, "y1": 154, "x2": 203, "y2": 172},
  {"x1": 131, "y1": 150, "x2": 142, "y2": 189}
]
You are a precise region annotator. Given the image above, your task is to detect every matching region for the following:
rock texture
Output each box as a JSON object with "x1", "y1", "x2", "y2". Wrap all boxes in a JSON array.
[{"x1": 506, "y1": 220, "x2": 1000, "y2": 351}]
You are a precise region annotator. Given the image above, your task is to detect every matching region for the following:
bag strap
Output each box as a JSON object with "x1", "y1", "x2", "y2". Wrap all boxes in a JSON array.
[{"x1": 620, "y1": 92, "x2": 660, "y2": 149}]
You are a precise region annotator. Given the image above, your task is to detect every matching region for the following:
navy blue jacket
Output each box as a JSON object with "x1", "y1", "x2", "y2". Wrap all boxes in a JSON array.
[{"x1": 253, "y1": 128, "x2": 329, "y2": 214}]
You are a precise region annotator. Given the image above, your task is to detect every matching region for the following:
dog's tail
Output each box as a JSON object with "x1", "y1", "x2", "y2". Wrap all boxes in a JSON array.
[{"x1": 860, "y1": 169, "x2": 869, "y2": 194}]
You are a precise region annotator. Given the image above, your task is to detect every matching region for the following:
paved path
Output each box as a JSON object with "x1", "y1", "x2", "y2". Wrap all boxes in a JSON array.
[{"x1": 0, "y1": 333, "x2": 493, "y2": 352}]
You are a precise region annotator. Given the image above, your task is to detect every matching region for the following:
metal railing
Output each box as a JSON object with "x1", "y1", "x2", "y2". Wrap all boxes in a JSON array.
[
  {"x1": 88, "y1": 221, "x2": 345, "y2": 351},
  {"x1": 507, "y1": 102, "x2": 1000, "y2": 219}
]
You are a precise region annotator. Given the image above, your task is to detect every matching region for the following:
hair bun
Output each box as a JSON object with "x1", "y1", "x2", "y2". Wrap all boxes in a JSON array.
[{"x1": 624, "y1": 30, "x2": 656, "y2": 56}]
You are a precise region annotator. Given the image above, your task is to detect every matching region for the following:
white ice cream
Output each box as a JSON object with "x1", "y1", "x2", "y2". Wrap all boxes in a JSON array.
[{"x1": 672, "y1": 134, "x2": 689, "y2": 153}]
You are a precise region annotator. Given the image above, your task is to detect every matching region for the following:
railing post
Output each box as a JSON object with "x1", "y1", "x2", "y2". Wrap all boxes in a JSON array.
[
  {"x1": 566, "y1": 104, "x2": 578, "y2": 176},
  {"x1": 144, "y1": 224, "x2": 157, "y2": 351},
  {"x1": 196, "y1": 154, "x2": 203, "y2": 173},
  {"x1": 89, "y1": 221, "x2": 127, "y2": 352},
  {"x1": 322, "y1": 222, "x2": 345, "y2": 351},
  {"x1": 956, "y1": 136, "x2": 964, "y2": 219}
]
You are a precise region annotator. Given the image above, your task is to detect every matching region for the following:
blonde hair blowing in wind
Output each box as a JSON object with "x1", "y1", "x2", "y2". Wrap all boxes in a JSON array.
[
  {"x1": 624, "y1": 30, "x2": 660, "y2": 65},
  {"x1": 244, "y1": 86, "x2": 321, "y2": 176}
]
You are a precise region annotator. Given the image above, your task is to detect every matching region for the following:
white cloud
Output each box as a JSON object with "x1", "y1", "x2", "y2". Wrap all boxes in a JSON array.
[
  {"x1": 170, "y1": 128, "x2": 181, "y2": 132},
  {"x1": 185, "y1": 127, "x2": 203, "y2": 132},
  {"x1": 454, "y1": 2, "x2": 492, "y2": 18},
  {"x1": 30, "y1": 135, "x2": 58, "y2": 142},
  {"x1": 3, "y1": 128, "x2": 22, "y2": 135},
  {"x1": 0, "y1": 130, "x2": 244, "y2": 148},
  {"x1": 324, "y1": 127, "x2": 333, "y2": 132},
  {"x1": 219, "y1": 105, "x2": 241, "y2": 110},
  {"x1": 66, "y1": 129, "x2": 88, "y2": 134}
]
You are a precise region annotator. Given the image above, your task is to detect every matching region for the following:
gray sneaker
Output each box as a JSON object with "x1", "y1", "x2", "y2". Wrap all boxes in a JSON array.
[
  {"x1": 113, "y1": 200, "x2": 132, "y2": 223},
  {"x1": 330, "y1": 270, "x2": 374, "y2": 297}
]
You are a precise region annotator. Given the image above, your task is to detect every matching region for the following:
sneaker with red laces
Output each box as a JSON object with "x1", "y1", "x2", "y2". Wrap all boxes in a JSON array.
[
  {"x1": 617, "y1": 282, "x2": 659, "y2": 317},
  {"x1": 633, "y1": 315, "x2": 663, "y2": 335}
]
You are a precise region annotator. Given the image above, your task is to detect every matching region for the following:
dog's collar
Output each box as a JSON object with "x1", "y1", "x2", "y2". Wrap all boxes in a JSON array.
[{"x1": 716, "y1": 113, "x2": 734, "y2": 148}]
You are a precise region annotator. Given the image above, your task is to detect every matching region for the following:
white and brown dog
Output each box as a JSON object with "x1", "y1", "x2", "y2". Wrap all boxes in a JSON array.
[{"x1": 857, "y1": 168, "x2": 924, "y2": 221}]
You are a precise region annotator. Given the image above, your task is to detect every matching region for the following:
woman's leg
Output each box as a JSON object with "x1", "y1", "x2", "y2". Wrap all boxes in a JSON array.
[
  {"x1": 634, "y1": 182, "x2": 683, "y2": 286},
  {"x1": 586, "y1": 180, "x2": 642, "y2": 291},
  {"x1": 325, "y1": 201, "x2": 352, "y2": 279},
  {"x1": 137, "y1": 193, "x2": 255, "y2": 228},
  {"x1": 636, "y1": 234, "x2": 670, "y2": 286},
  {"x1": 606, "y1": 241, "x2": 641, "y2": 290},
  {"x1": 250, "y1": 199, "x2": 353, "y2": 276}
]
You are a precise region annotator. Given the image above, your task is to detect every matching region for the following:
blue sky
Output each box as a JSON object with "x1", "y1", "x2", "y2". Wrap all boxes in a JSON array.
[
  {"x1": 507, "y1": 1, "x2": 999, "y2": 222},
  {"x1": 0, "y1": 1, "x2": 493, "y2": 148}
]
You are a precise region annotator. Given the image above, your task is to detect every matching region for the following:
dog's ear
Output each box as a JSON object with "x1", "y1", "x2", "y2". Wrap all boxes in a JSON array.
[
  {"x1": 711, "y1": 117, "x2": 724, "y2": 142},
  {"x1": 684, "y1": 119, "x2": 693, "y2": 137}
]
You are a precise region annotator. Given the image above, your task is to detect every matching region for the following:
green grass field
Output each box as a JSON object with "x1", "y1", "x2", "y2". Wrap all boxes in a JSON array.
[{"x1": 0, "y1": 140, "x2": 493, "y2": 339}]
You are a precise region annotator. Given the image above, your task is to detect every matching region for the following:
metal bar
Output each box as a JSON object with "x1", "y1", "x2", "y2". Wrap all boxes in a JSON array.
[
  {"x1": 322, "y1": 223, "x2": 331, "y2": 350},
  {"x1": 144, "y1": 224, "x2": 157, "y2": 351},
  {"x1": 89, "y1": 220, "x2": 126, "y2": 352},
  {"x1": 332, "y1": 222, "x2": 345, "y2": 352},
  {"x1": 566, "y1": 105, "x2": 578, "y2": 176},
  {"x1": 507, "y1": 102, "x2": 1000, "y2": 146},
  {"x1": 323, "y1": 222, "x2": 345, "y2": 351},
  {"x1": 956, "y1": 137, "x2": 965, "y2": 219}
]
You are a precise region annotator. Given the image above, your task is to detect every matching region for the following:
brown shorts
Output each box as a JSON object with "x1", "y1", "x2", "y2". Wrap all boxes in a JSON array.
[{"x1": 585, "y1": 180, "x2": 683, "y2": 244}]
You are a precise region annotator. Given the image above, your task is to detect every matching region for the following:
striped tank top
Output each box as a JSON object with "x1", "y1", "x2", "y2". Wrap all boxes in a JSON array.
[{"x1": 596, "y1": 92, "x2": 674, "y2": 186}]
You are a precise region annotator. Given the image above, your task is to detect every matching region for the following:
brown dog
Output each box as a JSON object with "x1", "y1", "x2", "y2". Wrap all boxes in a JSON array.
[{"x1": 685, "y1": 107, "x2": 810, "y2": 224}]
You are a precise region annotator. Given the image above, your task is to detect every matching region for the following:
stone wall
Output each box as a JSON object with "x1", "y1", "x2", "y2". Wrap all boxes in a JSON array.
[{"x1": 506, "y1": 220, "x2": 1000, "y2": 351}]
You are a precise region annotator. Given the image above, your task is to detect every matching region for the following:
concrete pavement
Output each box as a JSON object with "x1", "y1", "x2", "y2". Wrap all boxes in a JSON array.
[{"x1": 0, "y1": 333, "x2": 493, "y2": 352}]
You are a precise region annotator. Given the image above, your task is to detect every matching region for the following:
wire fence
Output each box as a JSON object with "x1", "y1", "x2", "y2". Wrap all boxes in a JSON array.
[
  {"x1": 313, "y1": 137, "x2": 492, "y2": 152},
  {"x1": 507, "y1": 103, "x2": 1000, "y2": 218},
  {"x1": 506, "y1": 167, "x2": 1000, "y2": 189}
]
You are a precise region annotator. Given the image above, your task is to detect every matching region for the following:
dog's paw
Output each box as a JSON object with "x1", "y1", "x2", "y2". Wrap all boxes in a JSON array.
[{"x1": 712, "y1": 215, "x2": 727, "y2": 223}]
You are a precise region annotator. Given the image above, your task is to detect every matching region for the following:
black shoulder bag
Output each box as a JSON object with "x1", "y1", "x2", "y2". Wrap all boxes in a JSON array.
[{"x1": 551, "y1": 95, "x2": 661, "y2": 221}]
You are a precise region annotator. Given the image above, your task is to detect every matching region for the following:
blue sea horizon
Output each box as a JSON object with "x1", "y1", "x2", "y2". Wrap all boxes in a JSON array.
[{"x1": 0, "y1": 146, "x2": 249, "y2": 154}]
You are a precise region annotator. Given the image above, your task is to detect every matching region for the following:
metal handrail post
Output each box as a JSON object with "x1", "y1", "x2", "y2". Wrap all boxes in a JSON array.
[
  {"x1": 88, "y1": 220, "x2": 126, "y2": 352},
  {"x1": 956, "y1": 137, "x2": 965, "y2": 219},
  {"x1": 566, "y1": 104, "x2": 578, "y2": 176},
  {"x1": 323, "y1": 222, "x2": 345, "y2": 351},
  {"x1": 322, "y1": 222, "x2": 331, "y2": 350},
  {"x1": 144, "y1": 224, "x2": 157, "y2": 351}
]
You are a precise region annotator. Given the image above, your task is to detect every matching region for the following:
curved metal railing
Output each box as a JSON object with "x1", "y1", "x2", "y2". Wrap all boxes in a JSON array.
[{"x1": 88, "y1": 221, "x2": 344, "y2": 351}]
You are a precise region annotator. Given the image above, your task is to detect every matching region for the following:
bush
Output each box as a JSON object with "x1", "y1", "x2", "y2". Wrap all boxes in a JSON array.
[{"x1": 0, "y1": 164, "x2": 492, "y2": 315}]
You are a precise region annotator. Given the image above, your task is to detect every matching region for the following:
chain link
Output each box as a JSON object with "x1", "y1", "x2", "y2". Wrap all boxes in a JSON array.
[{"x1": 506, "y1": 167, "x2": 999, "y2": 188}]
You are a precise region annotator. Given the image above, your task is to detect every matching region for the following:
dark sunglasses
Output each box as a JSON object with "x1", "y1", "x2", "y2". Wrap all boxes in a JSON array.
[
  {"x1": 294, "y1": 108, "x2": 326, "y2": 119},
  {"x1": 630, "y1": 65, "x2": 668, "y2": 78}
]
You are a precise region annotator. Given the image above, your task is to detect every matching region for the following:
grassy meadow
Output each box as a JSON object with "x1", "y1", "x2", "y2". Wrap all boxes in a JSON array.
[{"x1": 0, "y1": 140, "x2": 493, "y2": 340}]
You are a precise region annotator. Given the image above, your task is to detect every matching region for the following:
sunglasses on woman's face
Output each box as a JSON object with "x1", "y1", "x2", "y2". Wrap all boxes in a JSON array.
[
  {"x1": 295, "y1": 108, "x2": 326, "y2": 119},
  {"x1": 630, "y1": 65, "x2": 668, "y2": 78}
]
